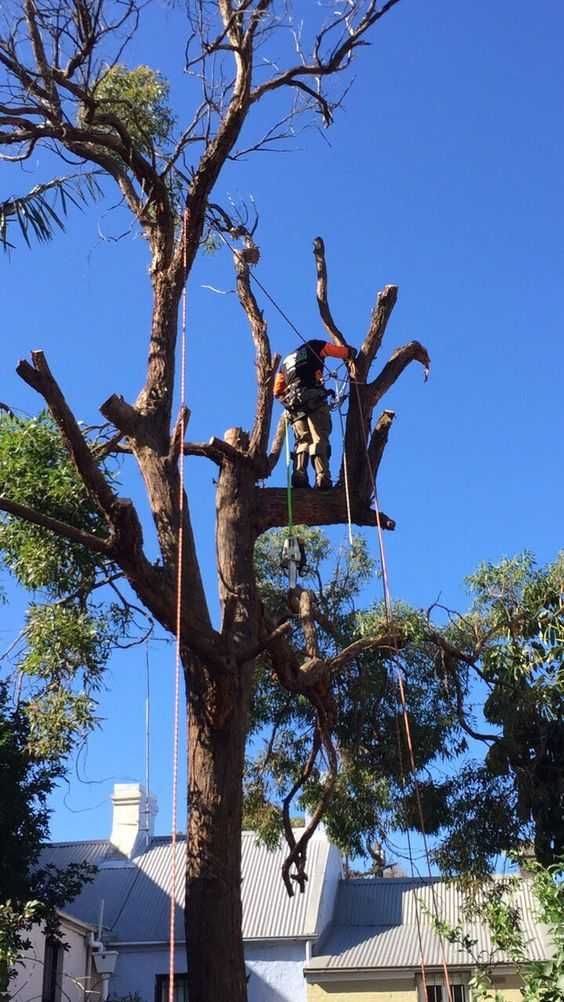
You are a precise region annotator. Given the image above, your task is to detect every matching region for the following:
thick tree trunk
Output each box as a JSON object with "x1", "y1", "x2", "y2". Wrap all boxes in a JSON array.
[
  {"x1": 185, "y1": 665, "x2": 249, "y2": 1002},
  {"x1": 185, "y1": 433, "x2": 258, "y2": 1002}
]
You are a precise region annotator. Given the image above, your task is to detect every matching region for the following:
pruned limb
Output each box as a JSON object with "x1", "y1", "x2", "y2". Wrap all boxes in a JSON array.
[
  {"x1": 184, "y1": 435, "x2": 256, "y2": 468},
  {"x1": 100, "y1": 394, "x2": 143, "y2": 439},
  {"x1": 231, "y1": 235, "x2": 277, "y2": 461},
  {"x1": 355, "y1": 408, "x2": 395, "y2": 501},
  {"x1": 365, "y1": 341, "x2": 430, "y2": 407},
  {"x1": 312, "y1": 237, "x2": 347, "y2": 347},
  {"x1": 367, "y1": 410, "x2": 396, "y2": 479},
  {"x1": 168, "y1": 405, "x2": 191, "y2": 466},
  {"x1": 255, "y1": 485, "x2": 395, "y2": 533},
  {"x1": 0, "y1": 495, "x2": 111, "y2": 555},
  {"x1": 210, "y1": 435, "x2": 256, "y2": 468},
  {"x1": 267, "y1": 413, "x2": 287, "y2": 474},
  {"x1": 356, "y1": 284, "x2": 398, "y2": 381}
]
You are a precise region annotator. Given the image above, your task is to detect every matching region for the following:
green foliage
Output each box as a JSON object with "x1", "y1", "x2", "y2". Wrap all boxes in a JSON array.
[
  {"x1": 92, "y1": 64, "x2": 175, "y2": 154},
  {"x1": 432, "y1": 859, "x2": 564, "y2": 1002},
  {"x1": 0, "y1": 682, "x2": 94, "y2": 980},
  {"x1": 0, "y1": 413, "x2": 140, "y2": 758},
  {"x1": 0, "y1": 173, "x2": 102, "y2": 252},
  {"x1": 248, "y1": 527, "x2": 462, "y2": 862},
  {"x1": 433, "y1": 552, "x2": 564, "y2": 873},
  {"x1": 0, "y1": 413, "x2": 110, "y2": 594}
]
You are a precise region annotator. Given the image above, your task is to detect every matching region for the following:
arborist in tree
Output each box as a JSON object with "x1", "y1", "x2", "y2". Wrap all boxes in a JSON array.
[{"x1": 274, "y1": 339, "x2": 357, "y2": 489}]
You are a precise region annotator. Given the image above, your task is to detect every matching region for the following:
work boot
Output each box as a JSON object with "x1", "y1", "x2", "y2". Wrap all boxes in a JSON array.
[
  {"x1": 291, "y1": 469, "x2": 309, "y2": 488},
  {"x1": 292, "y1": 450, "x2": 309, "y2": 488},
  {"x1": 315, "y1": 474, "x2": 332, "y2": 489}
]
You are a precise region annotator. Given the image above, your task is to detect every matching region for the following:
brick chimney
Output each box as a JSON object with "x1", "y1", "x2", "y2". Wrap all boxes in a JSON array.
[{"x1": 110, "y1": 783, "x2": 158, "y2": 858}]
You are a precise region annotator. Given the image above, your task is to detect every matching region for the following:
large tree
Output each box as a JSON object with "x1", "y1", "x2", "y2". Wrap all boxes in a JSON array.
[{"x1": 0, "y1": 2, "x2": 435, "y2": 998}]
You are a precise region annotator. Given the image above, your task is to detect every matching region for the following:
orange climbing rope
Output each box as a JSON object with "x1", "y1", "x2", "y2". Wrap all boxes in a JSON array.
[{"x1": 168, "y1": 214, "x2": 188, "y2": 1002}]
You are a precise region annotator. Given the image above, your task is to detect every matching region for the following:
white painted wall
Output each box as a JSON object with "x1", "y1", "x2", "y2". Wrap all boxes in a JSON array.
[
  {"x1": 246, "y1": 940, "x2": 308, "y2": 1002},
  {"x1": 106, "y1": 940, "x2": 308, "y2": 1002},
  {"x1": 10, "y1": 915, "x2": 94, "y2": 1002},
  {"x1": 107, "y1": 944, "x2": 186, "y2": 1002}
]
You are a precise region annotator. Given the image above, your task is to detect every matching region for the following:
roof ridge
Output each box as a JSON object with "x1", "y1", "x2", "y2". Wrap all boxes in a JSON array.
[
  {"x1": 45, "y1": 838, "x2": 110, "y2": 848},
  {"x1": 342, "y1": 876, "x2": 440, "y2": 885}
]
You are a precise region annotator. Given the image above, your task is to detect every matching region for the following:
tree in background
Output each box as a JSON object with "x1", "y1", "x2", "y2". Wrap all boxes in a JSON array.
[
  {"x1": 0, "y1": 2, "x2": 436, "y2": 998},
  {"x1": 248, "y1": 537, "x2": 564, "y2": 881},
  {"x1": 247, "y1": 526, "x2": 464, "y2": 867},
  {"x1": 415, "y1": 552, "x2": 563, "y2": 875},
  {"x1": 0, "y1": 679, "x2": 93, "y2": 995}
]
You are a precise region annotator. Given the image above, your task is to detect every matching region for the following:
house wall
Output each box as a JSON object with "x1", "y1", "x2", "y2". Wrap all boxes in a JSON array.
[
  {"x1": 109, "y1": 940, "x2": 308, "y2": 1002},
  {"x1": 307, "y1": 976, "x2": 416, "y2": 1002},
  {"x1": 306, "y1": 974, "x2": 524, "y2": 1002},
  {"x1": 246, "y1": 940, "x2": 308, "y2": 1002},
  {"x1": 107, "y1": 944, "x2": 186, "y2": 1001},
  {"x1": 10, "y1": 918, "x2": 93, "y2": 1002}
]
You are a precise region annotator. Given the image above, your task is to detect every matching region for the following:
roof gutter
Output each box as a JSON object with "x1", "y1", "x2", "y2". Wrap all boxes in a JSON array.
[
  {"x1": 304, "y1": 963, "x2": 521, "y2": 983},
  {"x1": 113, "y1": 934, "x2": 317, "y2": 948}
]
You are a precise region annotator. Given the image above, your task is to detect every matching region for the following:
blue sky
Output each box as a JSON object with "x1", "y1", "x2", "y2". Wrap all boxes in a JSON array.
[{"x1": 1, "y1": 0, "x2": 562, "y2": 853}]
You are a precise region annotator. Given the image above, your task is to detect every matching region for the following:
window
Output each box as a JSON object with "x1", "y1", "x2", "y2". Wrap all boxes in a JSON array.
[
  {"x1": 426, "y1": 984, "x2": 466, "y2": 1002},
  {"x1": 42, "y1": 939, "x2": 63, "y2": 1002},
  {"x1": 155, "y1": 974, "x2": 188, "y2": 1002}
]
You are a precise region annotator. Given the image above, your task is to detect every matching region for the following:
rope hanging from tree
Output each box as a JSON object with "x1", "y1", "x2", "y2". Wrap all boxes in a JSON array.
[{"x1": 168, "y1": 212, "x2": 189, "y2": 1002}]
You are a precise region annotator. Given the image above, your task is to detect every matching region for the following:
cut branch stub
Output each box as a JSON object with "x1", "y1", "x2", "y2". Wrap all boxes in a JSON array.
[
  {"x1": 356, "y1": 284, "x2": 399, "y2": 381},
  {"x1": 360, "y1": 409, "x2": 395, "y2": 502}
]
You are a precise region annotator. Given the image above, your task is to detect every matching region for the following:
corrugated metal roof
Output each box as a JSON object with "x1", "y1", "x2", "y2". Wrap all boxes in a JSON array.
[
  {"x1": 307, "y1": 878, "x2": 552, "y2": 972},
  {"x1": 41, "y1": 831, "x2": 331, "y2": 943},
  {"x1": 41, "y1": 840, "x2": 117, "y2": 867}
]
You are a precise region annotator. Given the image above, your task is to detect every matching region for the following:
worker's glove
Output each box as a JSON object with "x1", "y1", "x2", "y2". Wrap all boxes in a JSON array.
[{"x1": 347, "y1": 346, "x2": 358, "y2": 362}]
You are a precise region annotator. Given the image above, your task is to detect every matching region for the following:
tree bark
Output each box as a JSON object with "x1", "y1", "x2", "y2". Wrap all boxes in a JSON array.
[
  {"x1": 185, "y1": 664, "x2": 249, "y2": 1002},
  {"x1": 185, "y1": 433, "x2": 258, "y2": 1002}
]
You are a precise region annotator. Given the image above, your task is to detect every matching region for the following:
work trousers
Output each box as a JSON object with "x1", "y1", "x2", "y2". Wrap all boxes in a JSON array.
[{"x1": 292, "y1": 403, "x2": 332, "y2": 476}]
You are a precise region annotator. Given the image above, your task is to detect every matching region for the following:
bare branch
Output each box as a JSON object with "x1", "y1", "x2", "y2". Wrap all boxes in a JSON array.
[
  {"x1": 231, "y1": 237, "x2": 278, "y2": 461},
  {"x1": 0, "y1": 495, "x2": 110, "y2": 554},
  {"x1": 365, "y1": 340, "x2": 430, "y2": 408},
  {"x1": 17, "y1": 351, "x2": 118, "y2": 516},
  {"x1": 356, "y1": 284, "x2": 398, "y2": 381},
  {"x1": 328, "y1": 630, "x2": 400, "y2": 676},
  {"x1": 312, "y1": 236, "x2": 347, "y2": 347},
  {"x1": 251, "y1": 0, "x2": 401, "y2": 108}
]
